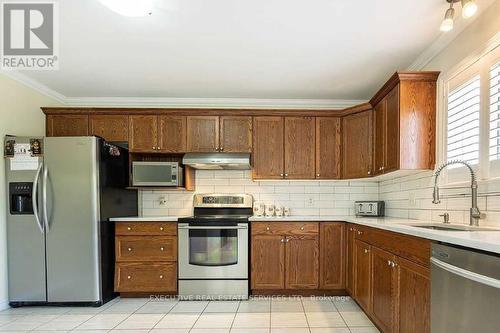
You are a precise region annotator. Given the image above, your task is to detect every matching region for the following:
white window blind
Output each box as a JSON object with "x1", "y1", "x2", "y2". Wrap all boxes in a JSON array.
[
  {"x1": 489, "y1": 62, "x2": 500, "y2": 161},
  {"x1": 446, "y1": 75, "x2": 481, "y2": 165}
]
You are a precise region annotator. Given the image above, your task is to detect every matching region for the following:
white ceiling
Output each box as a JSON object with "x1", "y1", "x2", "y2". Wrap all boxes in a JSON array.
[{"x1": 12, "y1": 0, "x2": 495, "y2": 104}]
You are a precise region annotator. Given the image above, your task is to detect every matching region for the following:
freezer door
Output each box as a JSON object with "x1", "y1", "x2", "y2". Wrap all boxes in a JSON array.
[
  {"x1": 5, "y1": 152, "x2": 46, "y2": 302},
  {"x1": 43, "y1": 137, "x2": 101, "y2": 302}
]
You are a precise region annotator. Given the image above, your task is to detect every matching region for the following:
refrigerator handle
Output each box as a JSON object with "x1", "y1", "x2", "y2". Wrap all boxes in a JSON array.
[
  {"x1": 43, "y1": 166, "x2": 50, "y2": 231},
  {"x1": 32, "y1": 162, "x2": 44, "y2": 234}
]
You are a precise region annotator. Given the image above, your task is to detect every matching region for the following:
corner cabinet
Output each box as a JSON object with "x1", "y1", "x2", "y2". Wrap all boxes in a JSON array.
[{"x1": 342, "y1": 110, "x2": 373, "y2": 179}]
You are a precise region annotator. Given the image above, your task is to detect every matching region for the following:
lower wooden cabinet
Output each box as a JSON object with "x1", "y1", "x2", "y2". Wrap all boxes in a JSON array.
[
  {"x1": 346, "y1": 223, "x2": 431, "y2": 333},
  {"x1": 251, "y1": 234, "x2": 285, "y2": 289},
  {"x1": 114, "y1": 222, "x2": 177, "y2": 294},
  {"x1": 320, "y1": 222, "x2": 345, "y2": 289},
  {"x1": 285, "y1": 235, "x2": 319, "y2": 289}
]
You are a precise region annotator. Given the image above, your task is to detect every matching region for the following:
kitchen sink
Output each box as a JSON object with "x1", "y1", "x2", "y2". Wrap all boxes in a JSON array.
[{"x1": 405, "y1": 223, "x2": 500, "y2": 232}]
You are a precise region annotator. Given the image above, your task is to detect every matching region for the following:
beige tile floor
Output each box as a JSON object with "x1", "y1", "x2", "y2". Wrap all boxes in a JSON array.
[{"x1": 0, "y1": 296, "x2": 379, "y2": 332}]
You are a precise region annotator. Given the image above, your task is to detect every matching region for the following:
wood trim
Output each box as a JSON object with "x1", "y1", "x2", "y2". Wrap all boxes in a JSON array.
[
  {"x1": 339, "y1": 102, "x2": 373, "y2": 116},
  {"x1": 370, "y1": 71, "x2": 440, "y2": 106}
]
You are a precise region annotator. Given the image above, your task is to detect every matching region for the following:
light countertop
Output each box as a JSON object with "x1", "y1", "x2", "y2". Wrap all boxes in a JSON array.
[{"x1": 109, "y1": 215, "x2": 500, "y2": 254}]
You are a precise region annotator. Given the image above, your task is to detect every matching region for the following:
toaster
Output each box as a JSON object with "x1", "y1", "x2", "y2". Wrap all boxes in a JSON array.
[{"x1": 354, "y1": 201, "x2": 385, "y2": 217}]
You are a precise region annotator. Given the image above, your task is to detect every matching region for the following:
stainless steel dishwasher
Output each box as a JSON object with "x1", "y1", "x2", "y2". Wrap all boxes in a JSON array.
[{"x1": 431, "y1": 243, "x2": 500, "y2": 332}]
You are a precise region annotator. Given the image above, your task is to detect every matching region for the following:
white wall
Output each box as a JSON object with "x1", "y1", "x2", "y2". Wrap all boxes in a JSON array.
[
  {"x1": 141, "y1": 170, "x2": 379, "y2": 217},
  {"x1": 0, "y1": 74, "x2": 62, "y2": 310},
  {"x1": 381, "y1": 1, "x2": 500, "y2": 224}
]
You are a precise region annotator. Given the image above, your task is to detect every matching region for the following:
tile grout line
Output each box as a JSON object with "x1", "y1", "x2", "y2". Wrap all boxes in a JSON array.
[
  {"x1": 228, "y1": 300, "x2": 241, "y2": 332},
  {"x1": 300, "y1": 296, "x2": 313, "y2": 333}
]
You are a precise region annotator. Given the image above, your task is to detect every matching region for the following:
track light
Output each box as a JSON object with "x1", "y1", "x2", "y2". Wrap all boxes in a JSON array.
[{"x1": 440, "y1": 0, "x2": 478, "y2": 32}]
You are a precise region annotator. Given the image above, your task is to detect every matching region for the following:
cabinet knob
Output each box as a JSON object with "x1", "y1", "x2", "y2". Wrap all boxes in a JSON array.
[
  {"x1": 127, "y1": 247, "x2": 132, "y2": 252},
  {"x1": 286, "y1": 238, "x2": 290, "y2": 242},
  {"x1": 392, "y1": 262, "x2": 397, "y2": 268},
  {"x1": 364, "y1": 249, "x2": 369, "y2": 254},
  {"x1": 367, "y1": 171, "x2": 371, "y2": 175},
  {"x1": 159, "y1": 275, "x2": 164, "y2": 279},
  {"x1": 127, "y1": 275, "x2": 131, "y2": 279},
  {"x1": 160, "y1": 227, "x2": 164, "y2": 231},
  {"x1": 387, "y1": 260, "x2": 392, "y2": 266},
  {"x1": 285, "y1": 173, "x2": 289, "y2": 177},
  {"x1": 160, "y1": 247, "x2": 164, "y2": 251},
  {"x1": 317, "y1": 173, "x2": 320, "y2": 177},
  {"x1": 300, "y1": 226, "x2": 304, "y2": 230},
  {"x1": 215, "y1": 147, "x2": 219, "y2": 151},
  {"x1": 357, "y1": 231, "x2": 363, "y2": 235},
  {"x1": 280, "y1": 173, "x2": 284, "y2": 177},
  {"x1": 381, "y1": 166, "x2": 385, "y2": 170},
  {"x1": 220, "y1": 147, "x2": 224, "y2": 151},
  {"x1": 266, "y1": 227, "x2": 270, "y2": 231},
  {"x1": 152, "y1": 147, "x2": 156, "y2": 150},
  {"x1": 127, "y1": 227, "x2": 131, "y2": 231},
  {"x1": 157, "y1": 146, "x2": 161, "y2": 150},
  {"x1": 281, "y1": 238, "x2": 285, "y2": 243},
  {"x1": 349, "y1": 227, "x2": 353, "y2": 231}
]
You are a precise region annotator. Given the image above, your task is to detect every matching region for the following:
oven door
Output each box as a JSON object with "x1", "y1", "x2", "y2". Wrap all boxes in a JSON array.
[{"x1": 178, "y1": 223, "x2": 248, "y2": 279}]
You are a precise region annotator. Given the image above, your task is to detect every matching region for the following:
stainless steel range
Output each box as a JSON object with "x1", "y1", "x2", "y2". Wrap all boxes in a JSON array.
[{"x1": 178, "y1": 194, "x2": 253, "y2": 300}]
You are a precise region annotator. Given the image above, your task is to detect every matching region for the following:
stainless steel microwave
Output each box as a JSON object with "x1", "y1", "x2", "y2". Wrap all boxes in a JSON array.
[{"x1": 132, "y1": 161, "x2": 183, "y2": 187}]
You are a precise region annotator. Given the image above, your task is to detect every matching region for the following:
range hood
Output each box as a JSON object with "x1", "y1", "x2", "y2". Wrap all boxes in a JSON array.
[{"x1": 182, "y1": 153, "x2": 251, "y2": 170}]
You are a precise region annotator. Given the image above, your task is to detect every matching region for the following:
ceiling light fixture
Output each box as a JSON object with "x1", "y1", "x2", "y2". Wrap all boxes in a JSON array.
[
  {"x1": 98, "y1": 0, "x2": 155, "y2": 17},
  {"x1": 440, "y1": 0, "x2": 478, "y2": 32}
]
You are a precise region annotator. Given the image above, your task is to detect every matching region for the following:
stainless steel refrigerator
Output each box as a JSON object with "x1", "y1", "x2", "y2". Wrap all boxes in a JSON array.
[{"x1": 4, "y1": 136, "x2": 137, "y2": 307}]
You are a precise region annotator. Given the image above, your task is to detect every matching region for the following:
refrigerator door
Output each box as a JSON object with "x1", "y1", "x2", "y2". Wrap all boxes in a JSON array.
[
  {"x1": 43, "y1": 137, "x2": 101, "y2": 302},
  {"x1": 5, "y1": 138, "x2": 46, "y2": 302}
]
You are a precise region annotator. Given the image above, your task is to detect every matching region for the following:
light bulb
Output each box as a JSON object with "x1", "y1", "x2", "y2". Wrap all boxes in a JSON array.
[
  {"x1": 461, "y1": 0, "x2": 478, "y2": 18},
  {"x1": 440, "y1": 6, "x2": 455, "y2": 32},
  {"x1": 99, "y1": 0, "x2": 154, "y2": 17}
]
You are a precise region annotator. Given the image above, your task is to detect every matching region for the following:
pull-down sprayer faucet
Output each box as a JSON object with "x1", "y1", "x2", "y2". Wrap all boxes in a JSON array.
[{"x1": 432, "y1": 160, "x2": 482, "y2": 226}]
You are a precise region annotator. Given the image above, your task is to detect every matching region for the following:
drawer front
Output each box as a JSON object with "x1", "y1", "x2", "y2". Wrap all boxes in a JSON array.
[
  {"x1": 115, "y1": 263, "x2": 177, "y2": 292},
  {"x1": 116, "y1": 222, "x2": 177, "y2": 236},
  {"x1": 355, "y1": 225, "x2": 430, "y2": 267},
  {"x1": 116, "y1": 236, "x2": 177, "y2": 262},
  {"x1": 252, "y1": 222, "x2": 319, "y2": 236}
]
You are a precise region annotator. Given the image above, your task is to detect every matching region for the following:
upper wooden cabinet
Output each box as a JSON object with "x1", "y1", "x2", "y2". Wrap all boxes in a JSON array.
[
  {"x1": 284, "y1": 117, "x2": 316, "y2": 179},
  {"x1": 252, "y1": 117, "x2": 284, "y2": 179},
  {"x1": 220, "y1": 116, "x2": 253, "y2": 152},
  {"x1": 129, "y1": 116, "x2": 159, "y2": 153},
  {"x1": 316, "y1": 117, "x2": 342, "y2": 179},
  {"x1": 46, "y1": 115, "x2": 89, "y2": 137},
  {"x1": 371, "y1": 72, "x2": 438, "y2": 174},
  {"x1": 89, "y1": 115, "x2": 129, "y2": 142},
  {"x1": 187, "y1": 116, "x2": 252, "y2": 153},
  {"x1": 342, "y1": 110, "x2": 373, "y2": 179},
  {"x1": 158, "y1": 116, "x2": 187, "y2": 153}
]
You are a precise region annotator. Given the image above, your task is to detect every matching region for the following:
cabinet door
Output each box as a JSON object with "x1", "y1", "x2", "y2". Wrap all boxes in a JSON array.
[
  {"x1": 46, "y1": 115, "x2": 89, "y2": 137},
  {"x1": 320, "y1": 222, "x2": 345, "y2": 289},
  {"x1": 115, "y1": 262, "x2": 176, "y2": 292},
  {"x1": 354, "y1": 239, "x2": 371, "y2": 312},
  {"x1": 251, "y1": 234, "x2": 285, "y2": 289},
  {"x1": 284, "y1": 117, "x2": 315, "y2": 179},
  {"x1": 346, "y1": 225, "x2": 356, "y2": 295},
  {"x1": 220, "y1": 116, "x2": 252, "y2": 152},
  {"x1": 129, "y1": 116, "x2": 158, "y2": 152},
  {"x1": 373, "y1": 100, "x2": 386, "y2": 176},
  {"x1": 252, "y1": 117, "x2": 284, "y2": 179},
  {"x1": 397, "y1": 257, "x2": 430, "y2": 333},
  {"x1": 158, "y1": 116, "x2": 187, "y2": 153},
  {"x1": 186, "y1": 116, "x2": 219, "y2": 152},
  {"x1": 385, "y1": 85, "x2": 400, "y2": 173},
  {"x1": 371, "y1": 247, "x2": 397, "y2": 333},
  {"x1": 285, "y1": 235, "x2": 319, "y2": 289},
  {"x1": 89, "y1": 115, "x2": 129, "y2": 142},
  {"x1": 342, "y1": 110, "x2": 373, "y2": 179},
  {"x1": 316, "y1": 117, "x2": 341, "y2": 179}
]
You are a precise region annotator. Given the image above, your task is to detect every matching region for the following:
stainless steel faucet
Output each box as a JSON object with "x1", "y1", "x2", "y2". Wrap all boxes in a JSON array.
[{"x1": 432, "y1": 160, "x2": 482, "y2": 226}]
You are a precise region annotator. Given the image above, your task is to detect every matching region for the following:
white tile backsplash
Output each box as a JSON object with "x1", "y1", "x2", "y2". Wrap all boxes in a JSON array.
[{"x1": 140, "y1": 170, "x2": 379, "y2": 217}]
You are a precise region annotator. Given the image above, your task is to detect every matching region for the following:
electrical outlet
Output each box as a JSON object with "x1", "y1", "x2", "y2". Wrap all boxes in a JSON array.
[
  {"x1": 408, "y1": 192, "x2": 417, "y2": 208},
  {"x1": 305, "y1": 195, "x2": 315, "y2": 208},
  {"x1": 159, "y1": 197, "x2": 168, "y2": 207}
]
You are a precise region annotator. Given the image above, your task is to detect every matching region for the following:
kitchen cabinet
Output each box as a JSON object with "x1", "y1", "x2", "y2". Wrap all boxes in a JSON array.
[
  {"x1": 220, "y1": 116, "x2": 253, "y2": 152},
  {"x1": 251, "y1": 222, "x2": 319, "y2": 291},
  {"x1": 158, "y1": 116, "x2": 187, "y2": 153},
  {"x1": 319, "y1": 222, "x2": 345, "y2": 289},
  {"x1": 186, "y1": 116, "x2": 220, "y2": 152},
  {"x1": 342, "y1": 110, "x2": 373, "y2": 179},
  {"x1": 89, "y1": 115, "x2": 129, "y2": 142},
  {"x1": 354, "y1": 239, "x2": 372, "y2": 312},
  {"x1": 316, "y1": 117, "x2": 342, "y2": 179},
  {"x1": 252, "y1": 117, "x2": 284, "y2": 179},
  {"x1": 129, "y1": 115, "x2": 158, "y2": 152},
  {"x1": 46, "y1": 115, "x2": 89, "y2": 137},
  {"x1": 371, "y1": 247, "x2": 397, "y2": 333},
  {"x1": 114, "y1": 222, "x2": 177, "y2": 294},
  {"x1": 284, "y1": 117, "x2": 316, "y2": 179}
]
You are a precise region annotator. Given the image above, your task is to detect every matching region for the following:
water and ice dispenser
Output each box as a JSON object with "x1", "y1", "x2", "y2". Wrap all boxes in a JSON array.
[{"x1": 9, "y1": 182, "x2": 34, "y2": 215}]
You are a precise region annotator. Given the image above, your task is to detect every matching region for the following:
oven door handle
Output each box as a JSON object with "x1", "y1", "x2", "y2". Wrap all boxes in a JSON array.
[{"x1": 178, "y1": 226, "x2": 248, "y2": 230}]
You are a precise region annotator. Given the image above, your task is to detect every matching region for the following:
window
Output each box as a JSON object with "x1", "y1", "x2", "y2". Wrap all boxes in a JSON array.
[
  {"x1": 490, "y1": 62, "x2": 500, "y2": 161},
  {"x1": 447, "y1": 75, "x2": 480, "y2": 165}
]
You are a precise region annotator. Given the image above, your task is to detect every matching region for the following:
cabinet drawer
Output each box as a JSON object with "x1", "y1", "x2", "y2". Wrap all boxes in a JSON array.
[
  {"x1": 115, "y1": 263, "x2": 177, "y2": 292},
  {"x1": 252, "y1": 222, "x2": 319, "y2": 236},
  {"x1": 354, "y1": 225, "x2": 430, "y2": 268},
  {"x1": 116, "y1": 222, "x2": 177, "y2": 236},
  {"x1": 116, "y1": 236, "x2": 177, "y2": 262}
]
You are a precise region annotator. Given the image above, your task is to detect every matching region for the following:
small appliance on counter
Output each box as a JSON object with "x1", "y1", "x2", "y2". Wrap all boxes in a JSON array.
[{"x1": 354, "y1": 201, "x2": 385, "y2": 217}]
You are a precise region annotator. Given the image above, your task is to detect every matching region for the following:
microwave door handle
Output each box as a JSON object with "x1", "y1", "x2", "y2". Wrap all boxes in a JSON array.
[
  {"x1": 32, "y1": 162, "x2": 44, "y2": 234},
  {"x1": 178, "y1": 226, "x2": 248, "y2": 230}
]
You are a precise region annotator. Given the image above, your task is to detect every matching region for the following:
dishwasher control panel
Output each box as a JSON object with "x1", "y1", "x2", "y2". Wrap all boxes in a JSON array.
[{"x1": 354, "y1": 201, "x2": 385, "y2": 217}]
